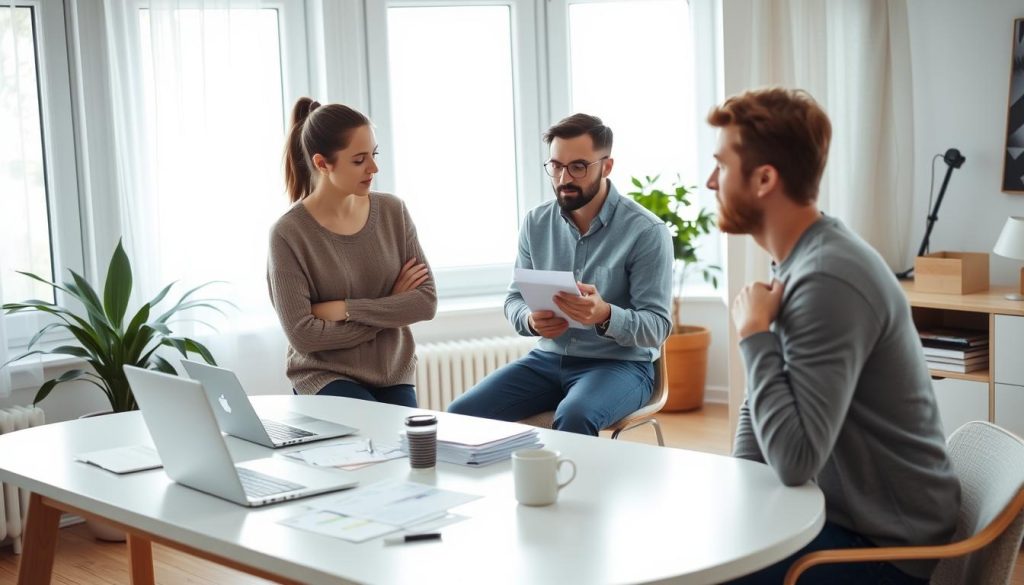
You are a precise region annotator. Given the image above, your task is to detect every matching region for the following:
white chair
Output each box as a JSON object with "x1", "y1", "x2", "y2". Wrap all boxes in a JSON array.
[
  {"x1": 783, "y1": 421, "x2": 1024, "y2": 585},
  {"x1": 519, "y1": 354, "x2": 669, "y2": 446}
]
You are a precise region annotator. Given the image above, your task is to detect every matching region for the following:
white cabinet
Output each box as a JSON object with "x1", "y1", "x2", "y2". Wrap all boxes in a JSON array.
[
  {"x1": 995, "y1": 383, "x2": 1024, "y2": 440},
  {"x1": 994, "y1": 315, "x2": 1024, "y2": 386},
  {"x1": 932, "y1": 378, "x2": 990, "y2": 439}
]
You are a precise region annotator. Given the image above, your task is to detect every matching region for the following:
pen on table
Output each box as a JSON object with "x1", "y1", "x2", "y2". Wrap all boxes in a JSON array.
[{"x1": 384, "y1": 533, "x2": 442, "y2": 545}]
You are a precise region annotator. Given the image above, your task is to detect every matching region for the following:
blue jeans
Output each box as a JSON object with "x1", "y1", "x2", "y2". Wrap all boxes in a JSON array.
[
  {"x1": 726, "y1": 521, "x2": 930, "y2": 584},
  {"x1": 446, "y1": 349, "x2": 653, "y2": 436},
  {"x1": 298, "y1": 380, "x2": 418, "y2": 408}
]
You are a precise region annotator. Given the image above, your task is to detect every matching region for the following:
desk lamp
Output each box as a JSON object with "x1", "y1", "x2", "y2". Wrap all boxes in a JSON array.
[{"x1": 993, "y1": 216, "x2": 1024, "y2": 301}]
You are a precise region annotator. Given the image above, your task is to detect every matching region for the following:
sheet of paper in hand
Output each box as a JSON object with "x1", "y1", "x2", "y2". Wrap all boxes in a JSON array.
[{"x1": 513, "y1": 268, "x2": 587, "y2": 329}]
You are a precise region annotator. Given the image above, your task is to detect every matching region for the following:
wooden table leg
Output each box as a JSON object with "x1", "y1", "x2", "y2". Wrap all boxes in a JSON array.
[
  {"x1": 128, "y1": 534, "x2": 156, "y2": 585},
  {"x1": 17, "y1": 492, "x2": 62, "y2": 585}
]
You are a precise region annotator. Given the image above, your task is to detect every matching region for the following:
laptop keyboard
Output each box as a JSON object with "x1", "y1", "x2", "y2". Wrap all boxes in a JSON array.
[
  {"x1": 236, "y1": 467, "x2": 305, "y2": 498},
  {"x1": 261, "y1": 419, "x2": 316, "y2": 442}
]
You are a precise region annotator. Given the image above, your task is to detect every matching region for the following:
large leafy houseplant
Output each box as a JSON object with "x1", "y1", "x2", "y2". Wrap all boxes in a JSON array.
[
  {"x1": 1, "y1": 240, "x2": 227, "y2": 412},
  {"x1": 627, "y1": 175, "x2": 721, "y2": 330}
]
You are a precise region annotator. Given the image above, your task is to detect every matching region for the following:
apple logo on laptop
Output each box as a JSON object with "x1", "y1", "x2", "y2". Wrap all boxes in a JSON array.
[{"x1": 218, "y1": 394, "x2": 232, "y2": 414}]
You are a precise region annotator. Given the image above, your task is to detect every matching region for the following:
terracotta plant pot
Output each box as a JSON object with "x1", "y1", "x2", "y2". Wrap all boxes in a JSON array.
[{"x1": 663, "y1": 325, "x2": 711, "y2": 412}]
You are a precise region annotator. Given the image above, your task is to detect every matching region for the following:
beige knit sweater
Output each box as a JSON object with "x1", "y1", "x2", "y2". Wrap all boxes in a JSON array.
[{"x1": 267, "y1": 192, "x2": 437, "y2": 395}]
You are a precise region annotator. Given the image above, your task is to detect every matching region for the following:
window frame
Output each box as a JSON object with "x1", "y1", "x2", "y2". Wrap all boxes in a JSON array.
[{"x1": 3, "y1": 0, "x2": 86, "y2": 347}]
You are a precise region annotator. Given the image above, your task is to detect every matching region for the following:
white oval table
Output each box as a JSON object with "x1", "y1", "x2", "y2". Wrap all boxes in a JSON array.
[{"x1": 0, "y1": 395, "x2": 824, "y2": 584}]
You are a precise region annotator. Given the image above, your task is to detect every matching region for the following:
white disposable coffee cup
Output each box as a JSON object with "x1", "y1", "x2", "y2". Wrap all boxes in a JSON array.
[{"x1": 512, "y1": 448, "x2": 576, "y2": 506}]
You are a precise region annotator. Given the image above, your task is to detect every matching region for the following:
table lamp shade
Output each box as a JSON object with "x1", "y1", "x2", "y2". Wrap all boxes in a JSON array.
[
  {"x1": 993, "y1": 216, "x2": 1024, "y2": 300},
  {"x1": 994, "y1": 217, "x2": 1024, "y2": 260}
]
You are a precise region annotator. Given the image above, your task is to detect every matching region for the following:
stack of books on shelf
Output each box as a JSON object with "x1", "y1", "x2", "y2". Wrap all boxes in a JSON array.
[
  {"x1": 918, "y1": 328, "x2": 988, "y2": 374},
  {"x1": 399, "y1": 417, "x2": 542, "y2": 467}
]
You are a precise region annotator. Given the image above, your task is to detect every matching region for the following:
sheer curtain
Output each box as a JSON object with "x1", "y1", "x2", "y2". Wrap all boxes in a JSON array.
[
  {"x1": 721, "y1": 0, "x2": 915, "y2": 435},
  {"x1": 0, "y1": 273, "x2": 10, "y2": 398},
  {"x1": 0, "y1": 2, "x2": 43, "y2": 399},
  {"x1": 102, "y1": 0, "x2": 293, "y2": 395}
]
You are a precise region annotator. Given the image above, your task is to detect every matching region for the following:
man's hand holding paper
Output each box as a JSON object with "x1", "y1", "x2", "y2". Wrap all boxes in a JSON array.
[
  {"x1": 528, "y1": 310, "x2": 570, "y2": 339},
  {"x1": 554, "y1": 282, "x2": 611, "y2": 326}
]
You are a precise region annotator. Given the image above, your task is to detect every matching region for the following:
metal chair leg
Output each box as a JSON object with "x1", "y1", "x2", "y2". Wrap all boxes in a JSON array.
[
  {"x1": 650, "y1": 419, "x2": 664, "y2": 447},
  {"x1": 610, "y1": 418, "x2": 665, "y2": 447}
]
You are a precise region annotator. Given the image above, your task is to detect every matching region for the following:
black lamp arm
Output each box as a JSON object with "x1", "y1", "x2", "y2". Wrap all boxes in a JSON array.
[{"x1": 896, "y1": 148, "x2": 965, "y2": 280}]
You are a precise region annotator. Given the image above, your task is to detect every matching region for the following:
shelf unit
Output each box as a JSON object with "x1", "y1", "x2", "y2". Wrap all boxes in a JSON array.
[{"x1": 902, "y1": 282, "x2": 1024, "y2": 436}]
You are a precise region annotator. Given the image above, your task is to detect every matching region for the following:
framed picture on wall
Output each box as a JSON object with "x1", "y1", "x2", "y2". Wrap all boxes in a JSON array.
[{"x1": 1004, "y1": 17, "x2": 1024, "y2": 193}]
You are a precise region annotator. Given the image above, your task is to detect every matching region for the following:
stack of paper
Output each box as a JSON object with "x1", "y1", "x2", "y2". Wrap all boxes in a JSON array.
[{"x1": 399, "y1": 417, "x2": 542, "y2": 466}]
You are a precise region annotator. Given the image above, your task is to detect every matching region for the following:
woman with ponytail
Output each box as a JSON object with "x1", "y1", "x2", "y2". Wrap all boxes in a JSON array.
[{"x1": 267, "y1": 98, "x2": 436, "y2": 407}]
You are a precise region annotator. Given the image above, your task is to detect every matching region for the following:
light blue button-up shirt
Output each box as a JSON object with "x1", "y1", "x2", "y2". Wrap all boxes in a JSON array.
[{"x1": 505, "y1": 180, "x2": 673, "y2": 362}]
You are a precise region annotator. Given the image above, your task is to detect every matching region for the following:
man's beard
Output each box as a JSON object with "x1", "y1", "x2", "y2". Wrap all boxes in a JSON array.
[
  {"x1": 555, "y1": 177, "x2": 602, "y2": 212},
  {"x1": 716, "y1": 190, "x2": 764, "y2": 234}
]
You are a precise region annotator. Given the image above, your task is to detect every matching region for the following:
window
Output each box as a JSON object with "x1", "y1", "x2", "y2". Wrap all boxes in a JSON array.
[
  {"x1": 0, "y1": 6, "x2": 51, "y2": 304},
  {"x1": 367, "y1": 0, "x2": 543, "y2": 297},
  {"x1": 563, "y1": 1, "x2": 699, "y2": 189},
  {"x1": 549, "y1": 0, "x2": 721, "y2": 292},
  {"x1": 124, "y1": 3, "x2": 306, "y2": 319},
  {"x1": 0, "y1": 1, "x2": 83, "y2": 343},
  {"x1": 385, "y1": 6, "x2": 519, "y2": 272},
  {"x1": 369, "y1": 0, "x2": 719, "y2": 297}
]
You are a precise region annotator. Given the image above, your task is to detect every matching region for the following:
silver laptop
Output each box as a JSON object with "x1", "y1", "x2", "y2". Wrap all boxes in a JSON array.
[
  {"x1": 180, "y1": 359, "x2": 357, "y2": 448},
  {"x1": 124, "y1": 366, "x2": 357, "y2": 507}
]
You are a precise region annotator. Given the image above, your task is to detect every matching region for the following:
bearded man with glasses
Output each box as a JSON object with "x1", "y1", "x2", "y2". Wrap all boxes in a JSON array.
[{"x1": 447, "y1": 113, "x2": 673, "y2": 436}]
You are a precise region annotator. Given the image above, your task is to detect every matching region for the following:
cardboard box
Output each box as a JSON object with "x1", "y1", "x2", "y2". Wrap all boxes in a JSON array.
[{"x1": 914, "y1": 252, "x2": 989, "y2": 294}]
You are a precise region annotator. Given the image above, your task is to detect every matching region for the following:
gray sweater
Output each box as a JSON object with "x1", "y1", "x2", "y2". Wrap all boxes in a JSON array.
[
  {"x1": 267, "y1": 193, "x2": 437, "y2": 394},
  {"x1": 734, "y1": 215, "x2": 960, "y2": 579}
]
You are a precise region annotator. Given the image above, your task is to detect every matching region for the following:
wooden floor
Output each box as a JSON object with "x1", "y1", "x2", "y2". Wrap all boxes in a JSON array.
[{"x1": 0, "y1": 403, "x2": 1020, "y2": 584}]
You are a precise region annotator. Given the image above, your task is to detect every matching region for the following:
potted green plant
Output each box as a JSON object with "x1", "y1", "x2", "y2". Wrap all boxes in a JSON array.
[
  {"x1": 2, "y1": 239, "x2": 228, "y2": 412},
  {"x1": 2, "y1": 239, "x2": 229, "y2": 541},
  {"x1": 627, "y1": 175, "x2": 720, "y2": 411}
]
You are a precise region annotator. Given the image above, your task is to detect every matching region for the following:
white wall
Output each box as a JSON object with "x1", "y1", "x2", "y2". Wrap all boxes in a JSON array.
[{"x1": 906, "y1": 0, "x2": 1024, "y2": 283}]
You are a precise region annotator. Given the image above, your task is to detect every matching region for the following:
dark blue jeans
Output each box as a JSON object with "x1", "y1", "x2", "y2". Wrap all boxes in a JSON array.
[
  {"x1": 726, "y1": 521, "x2": 930, "y2": 584},
  {"x1": 298, "y1": 380, "x2": 418, "y2": 408},
  {"x1": 446, "y1": 349, "x2": 653, "y2": 436}
]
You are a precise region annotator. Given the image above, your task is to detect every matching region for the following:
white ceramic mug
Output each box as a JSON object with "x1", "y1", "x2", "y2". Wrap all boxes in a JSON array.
[{"x1": 512, "y1": 449, "x2": 576, "y2": 506}]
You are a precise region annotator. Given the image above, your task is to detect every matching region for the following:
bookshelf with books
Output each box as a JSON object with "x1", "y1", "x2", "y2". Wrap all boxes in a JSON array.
[
  {"x1": 902, "y1": 281, "x2": 1024, "y2": 439},
  {"x1": 918, "y1": 328, "x2": 989, "y2": 376}
]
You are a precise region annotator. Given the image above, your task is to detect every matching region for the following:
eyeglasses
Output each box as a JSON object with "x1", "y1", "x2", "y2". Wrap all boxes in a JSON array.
[{"x1": 543, "y1": 156, "x2": 609, "y2": 179}]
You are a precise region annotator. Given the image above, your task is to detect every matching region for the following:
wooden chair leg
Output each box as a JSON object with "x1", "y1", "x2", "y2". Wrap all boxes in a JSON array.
[
  {"x1": 128, "y1": 534, "x2": 156, "y2": 585},
  {"x1": 17, "y1": 493, "x2": 62, "y2": 585}
]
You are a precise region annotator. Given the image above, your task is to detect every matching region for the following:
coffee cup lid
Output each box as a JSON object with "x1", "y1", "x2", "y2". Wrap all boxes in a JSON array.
[{"x1": 405, "y1": 414, "x2": 437, "y2": 427}]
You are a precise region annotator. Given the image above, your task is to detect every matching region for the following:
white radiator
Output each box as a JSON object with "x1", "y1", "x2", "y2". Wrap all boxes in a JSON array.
[
  {"x1": 415, "y1": 337, "x2": 536, "y2": 411},
  {"x1": 0, "y1": 406, "x2": 44, "y2": 554}
]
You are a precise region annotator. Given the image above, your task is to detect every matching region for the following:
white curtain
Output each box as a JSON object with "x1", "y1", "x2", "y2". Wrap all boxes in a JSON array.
[
  {"x1": 0, "y1": 3, "x2": 44, "y2": 399},
  {"x1": 0, "y1": 272, "x2": 11, "y2": 398},
  {"x1": 102, "y1": 0, "x2": 292, "y2": 395},
  {"x1": 721, "y1": 0, "x2": 915, "y2": 435}
]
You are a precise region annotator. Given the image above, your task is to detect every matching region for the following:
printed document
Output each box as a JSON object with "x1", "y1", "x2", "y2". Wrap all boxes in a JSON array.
[
  {"x1": 317, "y1": 479, "x2": 480, "y2": 527},
  {"x1": 286, "y1": 439, "x2": 405, "y2": 469},
  {"x1": 513, "y1": 268, "x2": 586, "y2": 329}
]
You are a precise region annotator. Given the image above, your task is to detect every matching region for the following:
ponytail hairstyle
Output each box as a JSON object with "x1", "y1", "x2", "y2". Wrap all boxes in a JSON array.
[{"x1": 283, "y1": 97, "x2": 371, "y2": 202}]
